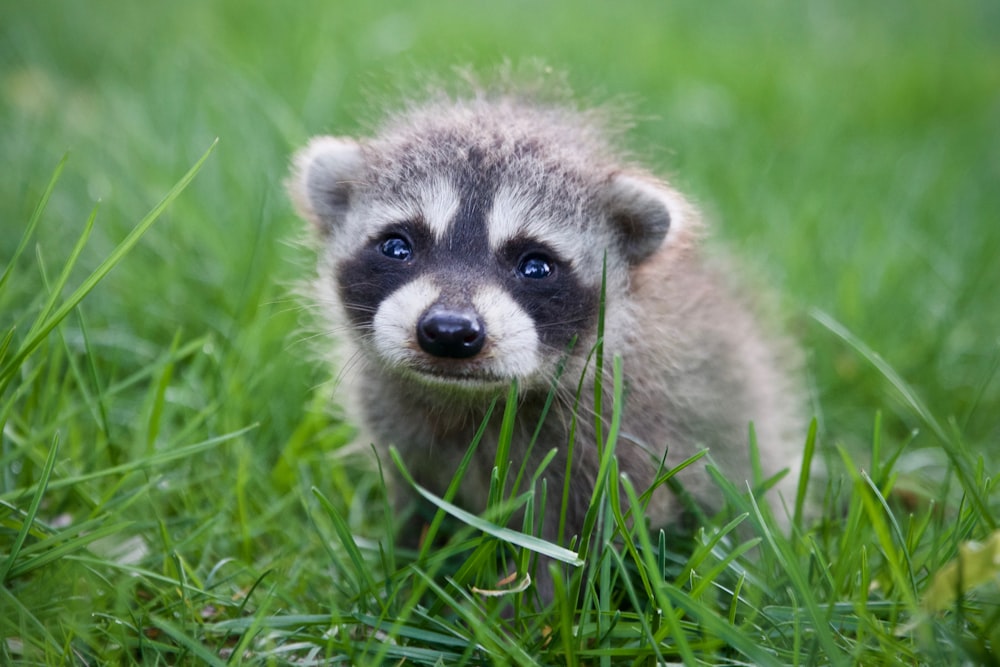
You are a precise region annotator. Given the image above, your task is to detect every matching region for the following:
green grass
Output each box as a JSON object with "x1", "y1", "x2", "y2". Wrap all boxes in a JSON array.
[{"x1": 2, "y1": 0, "x2": 1000, "y2": 664}]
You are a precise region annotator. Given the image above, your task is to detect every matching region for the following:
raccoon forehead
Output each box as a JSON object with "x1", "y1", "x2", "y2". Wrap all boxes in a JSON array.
[
  {"x1": 486, "y1": 183, "x2": 608, "y2": 266},
  {"x1": 344, "y1": 177, "x2": 461, "y2": 243},
  {"x1": 352, "y1": 178, "x2": 608, "y2": 274}
]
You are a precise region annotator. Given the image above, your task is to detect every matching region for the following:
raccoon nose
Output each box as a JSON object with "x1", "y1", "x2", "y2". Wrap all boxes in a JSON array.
[{"x1": 417, "y1": 308, "x2": 486, "y2": 359}]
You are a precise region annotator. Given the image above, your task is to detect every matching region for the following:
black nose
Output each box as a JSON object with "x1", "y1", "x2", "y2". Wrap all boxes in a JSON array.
[{"x1": 417, "y1": 308, "x2": 486, "y2": 359}]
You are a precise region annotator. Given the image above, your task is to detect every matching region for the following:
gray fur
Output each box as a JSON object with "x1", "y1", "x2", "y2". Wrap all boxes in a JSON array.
[{"x1": 289, "y1": 89, "x2": 804, "y2": 601}]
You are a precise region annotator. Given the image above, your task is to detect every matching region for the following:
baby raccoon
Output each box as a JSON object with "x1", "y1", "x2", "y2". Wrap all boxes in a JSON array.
[{"x1": 289, "y1": 87, "x2": 803, "y2": 597}]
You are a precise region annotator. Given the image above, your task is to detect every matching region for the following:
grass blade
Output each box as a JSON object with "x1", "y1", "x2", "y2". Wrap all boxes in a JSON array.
[
  {"x1": 0, "y1": 154, "x2": 68, "y2": 294},
  {"x1": 310, "y1": 486, "x2": 380, "y2": 600},
  {"x1": 1, "y1": 433, "x2": 59, "y2": 583},
  {"x1": 794, "y1": 418, "x2": 818, "y2": 526},
  {"x1": 25, "y1": 202, "x2": 99, "y2": 348},
  {"x1": 7, "y1": 521, "x2": 133, "y2": 580},
  {"x1": 390, "y1": 447, "x2": 583, "y2": 566},
  {"x1": 150, "y1": 616, "x2": 227, "y2": 667},
  {"x1": 417, "y1": 397, "x2": 496, "y2": 562},
  {"x1": 0, "y1": 140, "x2": 218, "y2": 389},
  {"x1": 0, "y1": 423, "x2": 255, "y2": 502},
  {"x1": 811, "y1": 308, "x2": 995, "y2": 529}
]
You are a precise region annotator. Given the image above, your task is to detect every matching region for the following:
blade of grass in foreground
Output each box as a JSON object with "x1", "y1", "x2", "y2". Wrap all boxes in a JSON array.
[
  {"x1": 390, "y1": 447, "x2": 583, "y2": 566},
  {"x1": 27, "y1": 202, "x2": 99, "y2": 348},
  {"x1": 0, "y1": 139, "x2": 218, "y2": 393},
  {"x1": 0, "y1": 434, "x2": 59, "y2": 584},
  {"x1": 0, "y1": 424, "x2": 257, "y2": 502},
  {"x1": 311, "y1": 486, "x2": 380, "y2": 601},
  {"x1": 149, "y1": 616, "x2": 227, "y2": 667},
  {"x1": 417, "y1": 397, "x2": 495, "y2": 562},
  {"x1": 0, "y1": 154, "x2": 68, "y2": 295},
  {"x1": 5, "y1": 520, "x2": 132, "y2": 580}
]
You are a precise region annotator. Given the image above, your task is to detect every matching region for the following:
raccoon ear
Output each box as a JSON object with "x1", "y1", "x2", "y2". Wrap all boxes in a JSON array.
[
  {"x1": 603, "y1": 173, "x2": 681, "y2": 264},
  {"x1": 289, "y1": 136, "x2": 365, "y2": 236}
]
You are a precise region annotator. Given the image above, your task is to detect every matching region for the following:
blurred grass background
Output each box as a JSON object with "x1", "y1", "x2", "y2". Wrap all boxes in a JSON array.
[
  {"x1": 3, "y1": 0, "x2": 997, "y2": 449},
  {"x1": 2, "y1": 0, "x2": 999, "y2": 662}
]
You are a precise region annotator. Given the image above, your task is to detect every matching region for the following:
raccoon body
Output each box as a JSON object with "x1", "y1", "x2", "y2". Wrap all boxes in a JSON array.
[{"x1": 289, "y1": 91, "x2": 803, "y2": 591}]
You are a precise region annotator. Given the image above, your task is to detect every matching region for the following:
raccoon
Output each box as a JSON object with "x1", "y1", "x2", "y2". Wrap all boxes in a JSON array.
[{"x1": 288, "y1": 87, "x2": 803, "y2": 600}]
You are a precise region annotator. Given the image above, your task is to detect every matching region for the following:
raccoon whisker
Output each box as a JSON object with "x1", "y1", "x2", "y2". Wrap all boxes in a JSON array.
[
  {"x1": 330, "y1": 348, "x2": 372, "y2": 390},
  {"x1": 262, "y1": 296, "x2": 311, "y2": 314},
  {"x1": 335, "y1": 298, "x2": 379, "y2": 311},
  {"x1": 533, "y1": 319, "x2": 595, "y2": 332}
]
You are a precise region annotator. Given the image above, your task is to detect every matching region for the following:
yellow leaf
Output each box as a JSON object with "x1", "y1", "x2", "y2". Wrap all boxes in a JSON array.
[{"x1": 923, "y1": 530, "x2": 1000, "y2": 612}]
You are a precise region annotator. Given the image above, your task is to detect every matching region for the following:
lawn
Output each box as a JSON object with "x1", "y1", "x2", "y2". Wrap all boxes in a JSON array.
[{"x1": 2, "y1": 1, "x2": 999, "y2": 664}]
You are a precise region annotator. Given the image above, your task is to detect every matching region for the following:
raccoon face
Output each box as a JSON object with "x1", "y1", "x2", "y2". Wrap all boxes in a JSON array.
[{"x1": 290, "y1": 131, "x2": 681, "y2": 391}]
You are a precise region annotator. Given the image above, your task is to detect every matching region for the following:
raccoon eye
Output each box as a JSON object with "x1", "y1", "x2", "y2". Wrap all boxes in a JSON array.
[
  {"x1": 379, "y1": 235, "x2": 412, "y2": 261},
  {"x1": 517, "y1": 252, "x2": 554, "y2": 279}
]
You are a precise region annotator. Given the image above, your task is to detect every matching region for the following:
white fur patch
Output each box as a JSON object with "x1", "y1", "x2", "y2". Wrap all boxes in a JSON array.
[
  {"x1": 343, "y1": 179, "x2": 458, "y2": 256},
  {"x1": 371, "y1": 275, "x2": 440, "y2": 367},
  {"x1": 472, "y1": 284, "x2": 540, "y2": 379},
  {"x1": 486, "y1": 184, "x2": 582, "y2": 268},
  {"x1": 419, "y1": 178, "x2": 461, "y2": 241},
  {"x1": 359, "y1": 200, "x2": 421, "y2": 233}
]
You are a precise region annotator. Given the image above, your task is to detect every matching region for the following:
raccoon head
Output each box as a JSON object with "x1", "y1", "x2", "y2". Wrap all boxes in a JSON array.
[{"x1": 289, "y1": 117, "x2": 688, "y2": 392}]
